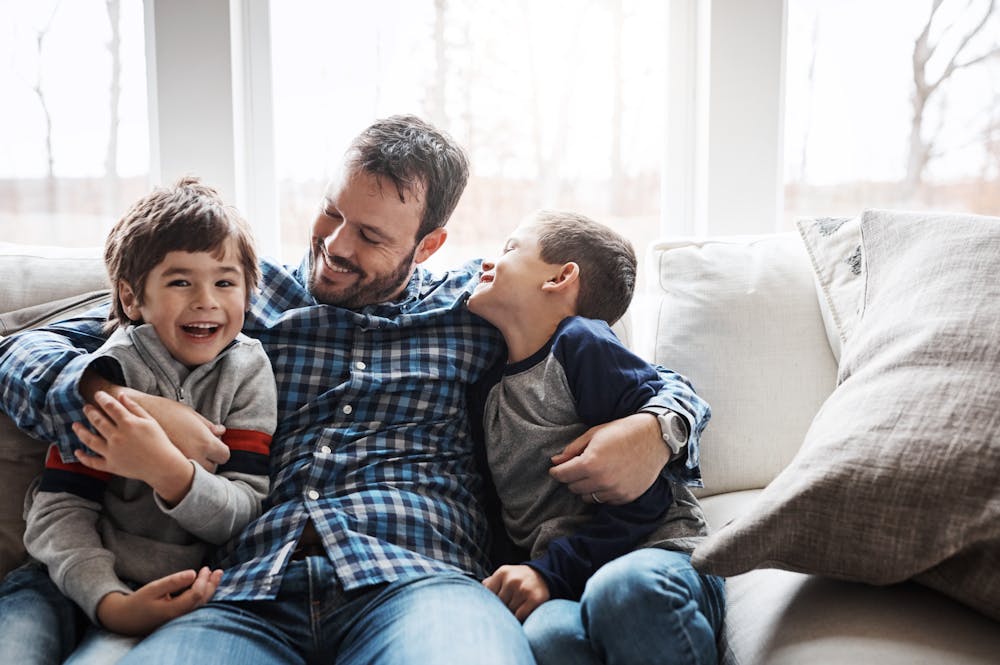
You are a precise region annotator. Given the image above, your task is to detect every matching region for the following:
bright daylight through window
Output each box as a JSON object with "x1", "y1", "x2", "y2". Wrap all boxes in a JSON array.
[
  {"x1": 2, "y1": 1, "x2": 998, "y2": 252},
  {"x1": 784, "y1": 0, "x2": 1000, "y2": 226},
  {"x1": 269, "y1": 0, "x2": 668, "y2": 267},
  {"x1": 1, "y1": 0, "x2": 149, "y2": 247}
]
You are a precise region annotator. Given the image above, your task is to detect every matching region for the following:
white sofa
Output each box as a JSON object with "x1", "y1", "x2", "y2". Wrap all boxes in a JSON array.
[{"x1": 2, "y1": 231, "x2": 999, "y2": 664}]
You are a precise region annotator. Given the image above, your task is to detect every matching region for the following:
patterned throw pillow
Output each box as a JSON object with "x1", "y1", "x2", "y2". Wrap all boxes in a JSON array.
[
  {"x1": 692, "y1": 209, "x2": 1000, "y2": 622},
  {"x1": 795, "y1": 216, "x2": 863, "y2": 363}
]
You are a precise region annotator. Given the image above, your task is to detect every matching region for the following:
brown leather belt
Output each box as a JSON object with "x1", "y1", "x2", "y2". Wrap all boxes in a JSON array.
[{"x1": 291, "y1": 520, "x2": 326, "y2": 560}]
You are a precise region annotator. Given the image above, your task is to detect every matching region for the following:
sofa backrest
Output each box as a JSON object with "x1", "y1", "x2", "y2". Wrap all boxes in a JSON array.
[
  {"x1": 0, "y1": 242, "x2": 108, "y2": 315},
  {"x1": 641, "y1": 233, "x2": 838, "y2": 497}
]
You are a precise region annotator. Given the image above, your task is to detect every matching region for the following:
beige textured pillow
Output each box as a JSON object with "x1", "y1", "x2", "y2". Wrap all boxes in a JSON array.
[{"x1": 692, "y1": 209, "x2": 1000, "y2": 621}]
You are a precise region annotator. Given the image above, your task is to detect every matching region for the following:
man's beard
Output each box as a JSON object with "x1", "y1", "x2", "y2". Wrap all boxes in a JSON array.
[{"x1": 307, "y1": 241, "x2": 417, "y2": 309}]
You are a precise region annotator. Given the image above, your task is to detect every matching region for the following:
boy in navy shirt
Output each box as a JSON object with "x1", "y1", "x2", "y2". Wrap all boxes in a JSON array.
[{"x1": 468, "y1": 210, "x2": 724, "y2": 665}]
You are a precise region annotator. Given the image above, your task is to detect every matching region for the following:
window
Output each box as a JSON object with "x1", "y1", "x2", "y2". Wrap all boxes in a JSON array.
[
  {"x1": 784, "y1": 0, "x2": 1000, "y2": 227},
  {"x1": 269, "y1": 0, "x2": 669, "y2": 269},
  {"x1": 0, "y1": 0, "x2": 149, "y2": 246}
]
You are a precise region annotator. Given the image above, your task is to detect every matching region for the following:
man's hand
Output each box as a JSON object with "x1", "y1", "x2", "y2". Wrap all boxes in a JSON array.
[
  {"x1": 73, "y1": 391, "x2": 195, "y2": 505},
  {"x1": 549, "y1": 412, "x2": 668, "y2": 504},
  {"x1": 483, "y1": 565, "x2": 550, "y2": 622},
  {"x1": 96, "y1": 567, "x2": 223, "y2": 636},
  {"x1": 80, "y1": 368, "x2": 229, "y2": 471}
]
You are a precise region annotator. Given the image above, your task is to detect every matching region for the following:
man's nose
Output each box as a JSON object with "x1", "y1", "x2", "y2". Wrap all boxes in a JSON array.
[{"x1": 322, "y1": 222, "x2": 354, "y2": 257}]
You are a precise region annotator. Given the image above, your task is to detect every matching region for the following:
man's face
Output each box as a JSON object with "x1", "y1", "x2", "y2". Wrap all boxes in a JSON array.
[{"x1": 308, "y1": 168, "x2": 445, "y2": 308}]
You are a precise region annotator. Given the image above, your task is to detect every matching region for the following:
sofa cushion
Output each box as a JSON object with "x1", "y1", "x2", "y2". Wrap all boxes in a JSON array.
[
  {"x1": 647, "y1": 233, "x2": 837, "y2": 496},
  {"x1": 692, "y1": 209, "x2": 1000, "y2": 621},
  {"x1": 795, "y1": 215, "x2": 863, "y2": 362},
  {"x1": 701, "y1": 491, "x2": 1000, "y2": 665},
  {"x1": 0, "y1": 243, "x2": 110, "y2": 579},
  {"x1": 0, "y1": 243, "x2": 107, "y2": 314}
]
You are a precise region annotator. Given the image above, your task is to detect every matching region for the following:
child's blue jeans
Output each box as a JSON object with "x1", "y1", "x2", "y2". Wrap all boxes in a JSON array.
[
  {"x1": 0, "y1": 560, "x2": 139, "y2": 665},
  {"x1": 523, "y1": 548, "x2": 726, "y2": 665}
]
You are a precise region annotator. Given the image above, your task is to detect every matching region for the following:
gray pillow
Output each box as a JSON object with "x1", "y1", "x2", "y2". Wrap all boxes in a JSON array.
[
  {"x1": 0, "y1": 291, "x2": 111, "y2": 579},
  {"x1": 692, "y1": 209, "x2": 1000, "y2": 621}
]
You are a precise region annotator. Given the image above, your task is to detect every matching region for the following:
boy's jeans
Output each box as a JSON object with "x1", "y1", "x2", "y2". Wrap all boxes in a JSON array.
[
  {"x1": 524, "y1": 548, "x2": 726, "y2": 665},
  {"x1": 0, "y1": 560, "x2": 139, "y2": 665}
]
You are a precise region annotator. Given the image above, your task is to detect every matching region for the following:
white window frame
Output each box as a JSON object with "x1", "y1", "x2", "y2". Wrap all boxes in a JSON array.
[{"x1": 143, "y1": 0, "x2": 786, "y2": 251}]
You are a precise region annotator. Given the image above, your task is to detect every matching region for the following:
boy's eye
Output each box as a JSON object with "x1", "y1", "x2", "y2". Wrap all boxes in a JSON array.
[
  {"x1": 167, "y1": 279, "x2": 190, "y2": 287},
  {"x1": 216, "y1": 280, "x2": 235, "y2": 287}
]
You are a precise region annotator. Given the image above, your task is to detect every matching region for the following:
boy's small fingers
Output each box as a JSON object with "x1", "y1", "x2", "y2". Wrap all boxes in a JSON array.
[
  {"x1": 118, "y1": 393, "x2": 152, "y2": 419},
  {"x1": 74, "y1": 448, "x2": 107, "y2": 471}
]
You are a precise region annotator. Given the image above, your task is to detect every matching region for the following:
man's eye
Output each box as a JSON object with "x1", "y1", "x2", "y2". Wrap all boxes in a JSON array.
[{"x1": 360, "y1": 231, "x2": 379, "y2": 244}]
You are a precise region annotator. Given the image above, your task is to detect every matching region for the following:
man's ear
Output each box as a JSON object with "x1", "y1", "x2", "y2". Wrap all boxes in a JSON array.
[
  {"x1": 414, "y1": 228, "x2": 448, "y2": 264},
  {"x1": 118, "y1": 281, "x2": 141, "y2": 321},
  {"x1": 541, "y1": 262, "x2": 580, "y2": 293}
]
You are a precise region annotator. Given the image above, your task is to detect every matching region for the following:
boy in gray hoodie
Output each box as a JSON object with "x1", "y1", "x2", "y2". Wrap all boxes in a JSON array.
[{"x1": 0, "y1": 177, "x2": 276, "y2": 664}]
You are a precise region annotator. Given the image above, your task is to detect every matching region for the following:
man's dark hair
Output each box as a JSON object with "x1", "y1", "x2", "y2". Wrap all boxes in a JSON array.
[
  {"x1": 345, "y1": 114, "x2": 470, "y2": 241},
  {"x1": 533, "y1": 209, "x2": 637, "y2": 325},
  {"x1": 104, "y1": 176, "x2": 260, "y2": 328}
]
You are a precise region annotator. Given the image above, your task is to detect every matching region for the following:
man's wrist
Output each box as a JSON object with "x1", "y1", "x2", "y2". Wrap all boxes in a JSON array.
[{"x1": 640, "y1": 407, "x2": 690, "y2": 459}]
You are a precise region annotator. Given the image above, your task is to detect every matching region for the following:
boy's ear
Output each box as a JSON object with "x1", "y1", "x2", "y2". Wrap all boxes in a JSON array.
[
  {"x1": 541, "y1": 262, "x2": 580, "y2": 293},
  {"x1": 118, "y1": 281, "x2": 141, "y2": 321}
]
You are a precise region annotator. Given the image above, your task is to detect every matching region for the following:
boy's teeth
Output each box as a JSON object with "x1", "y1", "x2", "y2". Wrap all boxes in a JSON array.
[{"x1": 182, "y1": 323, "x2": 219, "y2": 336}]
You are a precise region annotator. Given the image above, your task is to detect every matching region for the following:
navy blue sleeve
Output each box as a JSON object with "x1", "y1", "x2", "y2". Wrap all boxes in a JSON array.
[
  {"x1": 551, "y1": 317, "x2": 665, "y2": 426},
  {"x1": 526, "y1": 477, "x2": 673, "y2": 600}
]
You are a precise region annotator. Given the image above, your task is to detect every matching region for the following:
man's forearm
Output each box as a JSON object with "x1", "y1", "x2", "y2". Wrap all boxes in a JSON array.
[{"x1": 0, "y1": 330, "x2": 99, "y2": 449}]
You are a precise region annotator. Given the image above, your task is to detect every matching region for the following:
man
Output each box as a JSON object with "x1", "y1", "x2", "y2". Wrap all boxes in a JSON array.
[{"x1": 0, "y1": 116, "x2": 706, "y2": 664}]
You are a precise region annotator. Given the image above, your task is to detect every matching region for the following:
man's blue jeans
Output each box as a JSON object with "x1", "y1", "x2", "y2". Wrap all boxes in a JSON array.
[
  {"x1": 523, "y1": 549, "x2": 725, "y2": 665},
  {"x1": 119, "y1": 555, "x2": 535, "y2": 665}
]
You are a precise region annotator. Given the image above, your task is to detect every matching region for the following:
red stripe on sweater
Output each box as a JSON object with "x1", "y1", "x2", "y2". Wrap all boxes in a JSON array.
[
  {"x1": 45, "y1": 444, "x2": 112, "y2": 481},
  {"x1": 222, "y1": 429, "x2": 272, "y2": 455}
]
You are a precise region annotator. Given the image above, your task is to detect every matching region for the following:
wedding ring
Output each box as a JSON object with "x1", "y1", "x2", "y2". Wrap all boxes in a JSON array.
[{"x1": 591, "y1": 492, "x2": 603, "y2": 504}]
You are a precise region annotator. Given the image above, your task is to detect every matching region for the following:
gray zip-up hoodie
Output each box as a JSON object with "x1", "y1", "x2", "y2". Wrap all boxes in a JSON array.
[{"x1": 23, "y1": 324, "x2": 276, "y2": 623}]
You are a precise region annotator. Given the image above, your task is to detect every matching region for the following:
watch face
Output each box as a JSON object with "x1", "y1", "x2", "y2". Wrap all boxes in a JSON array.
[{"x1": 663, "y1": 412, "x2": 688, "y2": 446}]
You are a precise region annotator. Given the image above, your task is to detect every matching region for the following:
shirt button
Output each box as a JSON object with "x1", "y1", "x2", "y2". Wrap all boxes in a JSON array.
[
  {"x1": 320, "y1": 445, "x2": 331, "y2": 454},
  {"x1": 307, "y1": 490, "x2": 320, "y2": 500},
  {"x1": 355, "y1": 361, "x2": 366, "y2": 370},
  {"x1": 342, "y1": 404, "x2": 353, "y2": 415}
]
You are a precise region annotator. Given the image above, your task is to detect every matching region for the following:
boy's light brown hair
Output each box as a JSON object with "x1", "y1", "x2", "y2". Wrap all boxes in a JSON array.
[
  {"x1": 533, "y1": 209, "x2": 637, "y2": 326},
  {"x1": 104, "y1": 176, "x2": 261, "y2": 328}
]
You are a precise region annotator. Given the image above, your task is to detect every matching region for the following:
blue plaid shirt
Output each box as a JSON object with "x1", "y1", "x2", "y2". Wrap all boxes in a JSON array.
[{"x1": 0, "y1": 255, "x2": 710, "y2": 601}]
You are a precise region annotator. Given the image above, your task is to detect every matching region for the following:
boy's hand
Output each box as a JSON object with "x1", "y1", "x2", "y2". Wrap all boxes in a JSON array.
[
  {"x1": 549, "y1": 412, "x2": 666, "y2": 504},
  {"x1": 73, "y1": 391, "x2": 195, "y2": 505},
  {"x1": 96, "y1": 567, "x2": 223, "y2": 636},
  {"x1": 483, "y1": 564, "x2": 550, "y2": 622}
]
